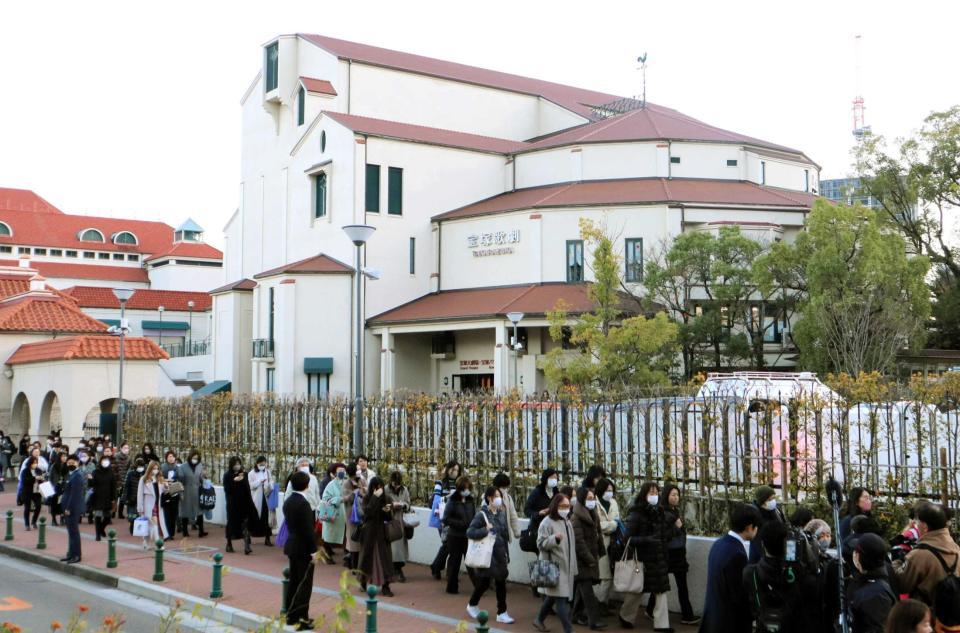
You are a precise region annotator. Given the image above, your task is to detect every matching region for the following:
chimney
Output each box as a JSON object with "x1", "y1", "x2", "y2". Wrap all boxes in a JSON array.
[
  {"x1": 29, "y1": 275, "x2": 45, "y2": 292},
  {"x1": 18, "y1": 255, "x2": 30, "y2": 268}
]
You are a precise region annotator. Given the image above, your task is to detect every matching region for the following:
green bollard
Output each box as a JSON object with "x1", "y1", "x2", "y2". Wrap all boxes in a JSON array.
[
  {"x1": 36, "y1": 516, "x2": 46, "y2": 550},
  {"x1": 476, "y1": 610, "x2": 489, "y2": 633},
  {"x1": 152, "y1": 538, "x2": 165, "y2": 582},
  {"x1": 210, "y1": 552, "x2": 223, "y2": 599},
  {"x1": 280, "y1": 567, "x2": 290, "y2": 616},
  {"x1": 365, "y1": 584, "x2": 379, "y2": 633},
  {"x1": 4, "y1": 510, "x2": 12, "y2": 541},
  {"x1": 106, "y1": 529, "x2": 117, "y2": 568}
]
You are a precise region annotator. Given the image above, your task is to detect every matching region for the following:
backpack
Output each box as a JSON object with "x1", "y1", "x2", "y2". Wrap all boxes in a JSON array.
[
  {"x1": 916, "y1": 544, "x2": 960, "y2": 626},
  {"x1": 747, "y1": 562, "x2": 803, "y2": 633},
  {"x1": 198, "y1": 481, "x2": 216, "y2": 511}
]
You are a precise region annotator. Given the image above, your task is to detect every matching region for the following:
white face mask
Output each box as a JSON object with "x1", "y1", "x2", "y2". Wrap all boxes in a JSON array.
[
  {"x1": 462, "y1": 489, "x2": 471, "y2": 498},
  {"x1": 647, "y1": 495, "x2": 659, "y2": 506},
  {"x1": 190, "y1": 458, "x2": 199, "y2": 465},
  {"x1": 136, "y1": 467, "x2": 145, "y2": 473},
  {"x1": 299, "y1": 466, "x2": 310, "y2": 474},
  {"x1": 558, "y1": 509, "x2": 570, "y2": 519},
  {"x1": 764, "y1": 499, "x2": 777, "y2": 511},
  {"x1": 373, "y1": 488, "x2": 383, "y2": 497},
  {"x1": 585, "y1": 500, "x2": 597, "y2": 510},
  {"x1": 603, "y1": 491, "x2": 614, "y2": 501},
  {"x1": 492, "y1": 497, "x2": 503, "y2": 507},
  {"x1": 101, "y1": 460, "x2": 110, "y2": 468},
  {"x1": 547, "y1": 478, "x2": 558, "y2": 489}
]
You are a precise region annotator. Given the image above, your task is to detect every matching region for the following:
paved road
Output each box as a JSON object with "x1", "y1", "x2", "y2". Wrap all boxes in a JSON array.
[{"x1": 0, "y1": 553, "x2": 242, "y2": 632}]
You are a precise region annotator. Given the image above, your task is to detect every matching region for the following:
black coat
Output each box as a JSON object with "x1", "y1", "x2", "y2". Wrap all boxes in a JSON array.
[
  {"x1": 848, "y1": 570, "x2": 896, "y2": 633},
  {"x1": 663, "y1": 505, "x2": 689, "y2": 573},
  {"x1": 625, "y1": 500, "x2": 670, "y2": 594},
  {"x1": 89, "y1": 466, "x2": 116, "y2": 513},
  {"x1": 571, "y1": 502, "x2": 604, "y2": 580},
  {"x1": 699, "y1": 534, "x2": 752, "y2": 633},
  {"x1": 223, "y1": 470, "x2": 258, "y2": 539},
  {"x1": 442, "y1": 495, "x2": 476, "y2": 540},
  {"x1": 523, "y1": 486, "x2": 556, "y2": 521},
  {"x1": 357, "y1": 493, "x2": 393, "y2": 581},
  {"x1": 282, "y1": 492, "x2": 317, "y2": 558},
  {"x1": 467, "y1": 506, "x2": 510, "y2": 581},
  {"x1": 742, "y1": 557, "x2": 809, "y2": 633}
]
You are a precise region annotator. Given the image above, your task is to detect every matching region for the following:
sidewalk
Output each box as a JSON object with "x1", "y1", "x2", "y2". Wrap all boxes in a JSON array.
[{"x1": 0, "y1": 494, "x2": 696, "y2": 632}]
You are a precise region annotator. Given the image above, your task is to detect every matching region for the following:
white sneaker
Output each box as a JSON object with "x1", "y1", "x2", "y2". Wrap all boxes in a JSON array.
[
  {"x1": 497, "y1": 613, "x2": 515, "y2": 624},
  {"x1": 466, "y1": 605, "x2": 480, "y2": 619}
]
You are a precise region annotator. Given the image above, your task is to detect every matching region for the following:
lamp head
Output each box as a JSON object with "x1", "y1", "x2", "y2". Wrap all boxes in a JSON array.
[
  {"x1": 112, "y1": 288, "x2": 134, "y2": 303},
  {"x1": 187, "y1": 300, "x2": 195, "y2": 309},
  {"x1": 158, "y1": 306, "x2": 164, "y2": 313},
  {"x1": 506, "y1": 311, "x2": 525, "y2": 325},
  {"x1": 342, "y1": 224, "x2": 376, "y2": 246}
]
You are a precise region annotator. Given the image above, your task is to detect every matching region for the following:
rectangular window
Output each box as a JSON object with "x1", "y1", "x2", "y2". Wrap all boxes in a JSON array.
[
  {"x1": 264, "y1": 43, "x2": 279, "y2": 92},
  {"x1": 112, "y1": 253, "x2": 124, "y2": 261},
  {"x1": 365, "y1": 164, "x2": 380, "y2": 213},
  {"x1": 50, "y1": 249, "x2": 62, "y2": 256},
  {"x1": 763, "y1": 304, "x2": 787, "y2": 344},
  {"x1": 297, "y1": 85, "x2": 305, "y2": 126},
  {"x1": 98, "y1": 253, "x2": 110, "y2": 260},
  {"x1": 670, "y1": 156, "x2": 681, "y2": 164},
  {"x1": 388, "y1": 167, "x2": 403, "y2": 215},
  {"x1": 268, "y1": 287, "x2": 275, "y2": 343},
  {"x1": 625, "y1": 238, "x2": 643, "y2": 282},
  {"x1": 83, "y1": 252, "x2": 95, "y2": 259},
  {"x1": 18, "y1": 247, "x2": 29, "y2": 254},
  {"x1": 803, "y1": 169, "x2": 810, "y2": 192},
  {"x1": 727, "y1": 159, "x2": 738, "y2": 167},
  {"x1": 566, "y1": 240, "x2": 584, "y2": 282},
  {"x1": 760, "y1": 160, "x2": 766, "y2": 185},
  {"x1": 307, "y1": 373, "x2": 329, "y2": 399},
  {"x1": 313, "y1": 173, "x2": 327, "y2": 219},
  {"x1": 409, "y1": 237, "x2": 415, "y2": 275},
  {"x1": 265, "y1": 368, "x2": 276, "y2": 392},
  {"x1": 66, "y1": 250, "x2": 77, "y2": 258},
  {"x1": 127, "y1": 254, "x2": 139, "y2": 261},
  {"x1": 0, "y1": 246, "x2": 11, "y2": 253},
  {"x1": 33, "y1": 248, "x2": 46, "y2": 255}
]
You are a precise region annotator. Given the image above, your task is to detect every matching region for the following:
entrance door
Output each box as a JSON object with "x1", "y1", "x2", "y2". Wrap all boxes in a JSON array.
[{"x1": 454, "y1": 374, "x2": 494, "y2": 392}]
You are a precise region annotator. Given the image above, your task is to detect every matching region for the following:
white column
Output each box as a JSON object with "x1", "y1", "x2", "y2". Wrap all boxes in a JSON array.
[
  {"x1": 379, "y1": 329, "x2": 395, "y2": 393},
  {"x1": 278, "y1": 280, "x2": 297, "y2": 395},
  {"x1": 493, "y1": 325, "x2": 509, "y2": 394}
]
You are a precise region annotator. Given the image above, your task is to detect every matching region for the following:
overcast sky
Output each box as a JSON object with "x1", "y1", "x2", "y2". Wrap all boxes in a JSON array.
[{"x1": 1, "y1": 0, "x2": 957, "y2": 247}]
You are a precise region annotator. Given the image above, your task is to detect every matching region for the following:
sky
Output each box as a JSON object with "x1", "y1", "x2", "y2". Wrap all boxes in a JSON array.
[{"x1": 1, "y1": 0, "x2": 957, "y2": 248}]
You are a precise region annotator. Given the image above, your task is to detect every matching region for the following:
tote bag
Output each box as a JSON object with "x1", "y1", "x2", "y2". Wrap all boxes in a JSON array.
[
  {"x1": 267, "y1": 483, "x2": 280, "y2": 511},
  {"x1": 275, "y1": 521, "x2": 289, "y2": 547},
  {"x1": 465, "y1": 513, "x2": 495, "y2": 569},
  {"x1": 317, "y1": 500, "x2": 338, "y2": 523},
  {"x1": 38, "y1": 480, "x2": 56, "y2": 499},
  {"x1": 613, "y1": 544, "x2": 645, "y2": 594},
  {"x1": 132, "y1": 517, "x2": 151, "y2": 537},
  {"x1": 349, "y1": 492, "x2": 363, "y2": 525}
]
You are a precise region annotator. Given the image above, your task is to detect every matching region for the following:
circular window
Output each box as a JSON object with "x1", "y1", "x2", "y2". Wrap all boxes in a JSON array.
[{"x1": 320, "y1": 130, "x2": 327, "y2": 153}]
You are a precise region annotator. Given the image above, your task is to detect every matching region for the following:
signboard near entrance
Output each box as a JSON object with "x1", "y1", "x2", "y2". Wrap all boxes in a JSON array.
[{"x1": 459, "y1": 359, "x2": 494, "y2": 371}]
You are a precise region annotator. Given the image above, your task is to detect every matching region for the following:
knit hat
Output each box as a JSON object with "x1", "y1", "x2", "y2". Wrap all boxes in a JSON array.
[
  {"x1": 755, "y1": 485, "x2": 776, "y2": 505},
  {"x1": 855, "y1": 533, "x2": 888, "y2": 570}
]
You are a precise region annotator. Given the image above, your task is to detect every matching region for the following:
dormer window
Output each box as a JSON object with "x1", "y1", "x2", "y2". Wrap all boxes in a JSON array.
[
  {"x1": 0, "y1": 222, "x2": 11, "y2": 237},
  {"x1": 265, "y1": 42, "x2": 279, "y2": 92},
  {"x1": 112, "y1": 231, "x2": 138, "y2": 245},
  {"x1": 174, "y1": 219, "x2": 204, "y2": 243},
  {"x1": 78, "y1": 228, "x2": 105, "y2": 242}
]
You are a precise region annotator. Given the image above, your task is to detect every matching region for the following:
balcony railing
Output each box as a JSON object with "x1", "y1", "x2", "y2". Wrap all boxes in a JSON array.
[
  {"x1": 252, "y1": 338, "x2": 275, "y2": 359},
  {"x1": 161, "y1": 339, "x2": 210, "y2": 359}
]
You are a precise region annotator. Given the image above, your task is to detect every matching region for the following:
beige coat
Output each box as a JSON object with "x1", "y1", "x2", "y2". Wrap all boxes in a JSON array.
[
  {"x1": 537, "y1": 515, "x2": 578, "y2": 599},
  {"x1": 596, "y1": 497, "x2": 621, "y2": 581},
  {"x1": 502, "y1": 490, "x2": 522, "y2": 541},
  {"x1": 893, "y1": 527, "x2": 960, "y2": 603},
  {"x1": 387, "y1": 485, "x2": 411, "y2": 563}
]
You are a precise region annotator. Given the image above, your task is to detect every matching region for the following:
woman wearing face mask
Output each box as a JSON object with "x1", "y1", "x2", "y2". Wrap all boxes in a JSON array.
[
  {"x1": 124, "y1": 458, "x2": 146, "y2": 534},
  {"x1": 619, "y1": 482, "x2": 672, "y2": 632},
  {"x1": 159, "y1": 451, "x2": 181, "y2": 541},
  {"x1": 749, "y1": 485, "x2": 786, "y2": 564},
  {"x1": 19, "y1": 456, "x2": 45, "y2": 530},
  {"x1": 223, "y1": 456, "x2": 257, "y2": 554},
  {"x1": 646, "y1": 484, "x2": 698, "y2": 625},
  {"x1": 839, "y1": 487, "x2": 873, "y2": 542},
  {"x1": 138, "y1": 443, "x2": 159, "y2": 465},
  {"x1": 319, "y1": 462, "x2": 348, "y2": 563},
  {"x1": 429, "y1": 461, "x2": 463, "y2": 580},
  {"x1": 465, "y1": 487, "x2": 514, "y2": 624},
  {"x1": 490, "y1": 473, "x2": 522, "y2": 543},
  {"x1": 88, "y1": 451, "x2": 116, "y2": 541},
  {"x1": 593, "y1": 478, "x2": 621, "y2": 609},
  {"x1": 385, "y1": 471, "x2": 412, "y2": 582},
  {"x1": 178, "y1": 449, "x2": 207, "y2": 537},
  {"x1": 247, "y1": 456, "x2": 274, "y2": 546},
  {"x1": 357, "y1": 477, "x2": 395, "y2": 597},
  {"x1": 136, "y1": 460, "x2": 168, "y2": 548},
  {"x1": 533, "y1": 493, "x2": 577, "y2": 633},
  {"x1": 77, "y1": 450, "x2": 96, "y2": 525},
  {"x1": 442, "y1": 476, "x2": 477, "y2": 595},
  {"x1": 571, "y1": 487, "x2": 606, "y2": 630},
  {"x1": 523, "y1": 469, "x2": 560, "y2": 595},
  {"x1": 342, "y1": 463, "x2": 364, "y2": 570}
]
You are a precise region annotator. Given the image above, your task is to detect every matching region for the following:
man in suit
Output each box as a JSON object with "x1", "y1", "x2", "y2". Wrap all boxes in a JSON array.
[
  {"x1": 700, "y1": 503, "x2": 762, "y2": 633},
  {"x1": 283, "y1": 471, "x2": 318, "y2": 631},
  {"x1": 59, "y1": 454, "x2": 85, "y2": 564}
]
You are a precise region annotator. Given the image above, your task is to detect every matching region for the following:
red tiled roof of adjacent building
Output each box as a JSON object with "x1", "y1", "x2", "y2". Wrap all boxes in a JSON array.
[
  {"x1": 300, "y1": 77, "x2": 337, "y2": 96},
  {"x1": 369, "y1": 283, "x2": 623, "y2": 325},
  {"x1": 0, "y1": 259, "x2": 149, "y2": 283},
  {"x1": 0, "y1": 206, "x2": 175, "y2": 254},
  {"x1": 434, "y1": 178, "x2": 818, "y2": 221},
  {"x1": 61, "y1": 286, "x2": 212, "y2": 311},
  {"x1": 7, "y1": 335, "x2": 168, "y2": 365},
  {"x1": 143, "y1": 241, "x2": 223, "y2": 262},
  {"x1": 324, "y1": 112, "x2": 524, "y2": 155},
  {"x1": 0, "y1": 294, "x2": 110, "y2": 333},
  {"x1": 210, "y1": 279, "x2": 257, "y2": 295},
  {"x1": 253, "y1": 254, "x2": 353, "y2": 279},
  {"x1": 300, "y1": 34, "x2": 619, "y2": 122},
  {"x1": 0, "y1": 188, "x2": 63, "y2": 214}
]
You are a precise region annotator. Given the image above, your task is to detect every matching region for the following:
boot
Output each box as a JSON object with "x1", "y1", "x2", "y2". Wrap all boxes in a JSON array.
[
  {"x1": 180, "y1": 518, "x2": 190, "y2": 537},
  {"x1": 197, "y1": 516, "x2": 208, "y2": 538},
  {"x1": 244, "y1": 530, "x2": 252, "y2": 555},
  {"x1": 264, "y1": 534, "x2": 273, "y2": 547},
  {"x1": 95, "y1": 517, "x2": 104, "y2": 541},
  {"x1": 225, "y1": 539, "x2": 235, "y2": 553},
  {"x1": 128, "y1": 520, "x2": 134, "y2": 535}
]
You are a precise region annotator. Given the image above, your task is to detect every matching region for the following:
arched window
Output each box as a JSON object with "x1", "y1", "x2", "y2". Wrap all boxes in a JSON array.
[
  {"x1": 78, "y1": 228, "x2": 105, "y2": 242},
  {"x1": 0, "y1": 222, "x2": 11, "y2": 237},
  {"x1": 112, "y1": 231, "x2": 138, "y2": 245}
]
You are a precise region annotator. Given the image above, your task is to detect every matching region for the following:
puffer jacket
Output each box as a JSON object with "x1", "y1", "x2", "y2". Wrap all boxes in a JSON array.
[
  {"x1": 663, "y1": 504, "x2": 689, "y2": 574},
  {"x1": 466, "y1": 506, "x2": 509, "y2": 580},
  {"x1": 442, "y1": 494, "x2": 476, "y2": 539},
  {"x1": 570, "y1": 501, "x2": 605, "y2": 580},
  {"x1": 624, "y1": 499, "x2": 670, "y2": 594}
]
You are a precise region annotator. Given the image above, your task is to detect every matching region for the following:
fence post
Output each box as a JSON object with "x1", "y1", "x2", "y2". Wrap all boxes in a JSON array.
[
  {"x1": 36, "y1": 516, "x2": 46, "y2": 550},
  {"x1": 476, "y1": 610, "x2": 490, "y2": 633},
  {"x1": 210, "y1": 552, "x2": 223, "y2": 599},
  {"x1": 280, "y1": 567, "x2": 289, "y2": 616},
  {"x1": 152, "y1": 538, "x2": 165, "y2": 582},
  {"x1": 4, "y1": 510, "x2": 12, "y2": 540},
  {"x1": 106, "y1": 529, "x2": 117, "y2": 568},
  {"x1": 365, "y1": 584, "x2": 379, "y2": 633}
]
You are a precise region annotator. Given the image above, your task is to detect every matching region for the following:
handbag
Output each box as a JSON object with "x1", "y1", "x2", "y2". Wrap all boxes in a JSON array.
[
  {"x1": 429, "y1": 493, "x2": 444, "y2": 529},
  {"x1": 613, "y1": 544, "x2": 645, "y2": 594},
  {"x1": 465, "y1": 513, "x2": 496, "y2": 569},
  {"x1": 267, "y1": 483, "x2": 280, "y2": 511},
  {"x1": 39, "y1": 480, "x2": 56, "y2": 499},
  {"x1": 519, "y1": 527, "x2": 538, "y2": 553},
  {"x1": 133, "y1": 517, "x2": 151, "y2": 537},
  {"x1": 404, "y1": 525, "x2": 415, "y2": 540},
  {"x1": 275, "y1": 521, "x2": 289, "y2": 547},
  {"x1": 402, "y1": 512, "x2": 420, "y2": 528},
  {"x1": 528, "y1": 558, "x2": 560, "y2": 588},
  {"x1": 166, "y1": 481, "x2": 185, "y2": 495},
  {"x1": 317, "y1": 501, "x2": 338, "y2": 523},
  {"x1": 349, "y1": 491, "x2": 363, "y2": 525},
  {"x1": 385, "y1": 519, "x2": 404, "y2": 543}
]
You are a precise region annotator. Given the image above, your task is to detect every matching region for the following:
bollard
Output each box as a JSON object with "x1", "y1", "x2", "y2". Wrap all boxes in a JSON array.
[
  {"x1": 280, "y1": 567, "x2": 290, "y2": 616},
  {"x1": 476, "y1": 610, "x2": 490, "y2": 633},
  {"x1": 210, "y1": 552, "x2": 224, "y2": 599},
  {"x1": 106, "y1": 529, "x2": 117, "y2": 568},
  {"x1": 4, "y1": 510, "x2": 12, "y2": 541},
  {"x1": 36, "y1": 516, "x2": 46, "y2": 550},
  {"x1": 152, "y1": 538, "x2": 165, "y2": 582},
  {"x1": 365, "y1": 584, "x2": 379, "y2": 633}
]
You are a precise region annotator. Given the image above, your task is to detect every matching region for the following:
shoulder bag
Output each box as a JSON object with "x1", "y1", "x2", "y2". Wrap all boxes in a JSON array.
[
  {"x1": 385, "y1": 519, "x2": 404, "y2": 543},
  {"x1": 465, "y1": 513, "x2": 496, "y2": 569},
  {"x1": 613, "y1": 541, "x2": 645, "y2": 593}
]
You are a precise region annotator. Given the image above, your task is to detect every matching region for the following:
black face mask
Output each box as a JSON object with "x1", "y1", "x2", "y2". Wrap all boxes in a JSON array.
[{"x1": 67, "y1": 464, "x2": 77, "y2": 472}]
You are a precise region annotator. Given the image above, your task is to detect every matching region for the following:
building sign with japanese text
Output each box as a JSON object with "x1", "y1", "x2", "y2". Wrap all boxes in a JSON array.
[{"x1": 467, "y1": 230, "x2": 520, "y2": 257}]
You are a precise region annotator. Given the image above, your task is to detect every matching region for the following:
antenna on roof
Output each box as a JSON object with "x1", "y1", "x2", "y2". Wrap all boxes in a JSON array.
[{"x1": 636, "y1": 53, "x2": 648, "y2": 107}]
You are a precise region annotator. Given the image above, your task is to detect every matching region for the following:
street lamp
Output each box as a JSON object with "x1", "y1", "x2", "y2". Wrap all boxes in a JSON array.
[
  {"x1": 506, "y1": 311, "x2": 524, "y2": 392},
  {"x1": 157, "y1": 305, "x2": 164, "y2": 349},
  {"x1": 187, "y1": 300, "x2": 195, "y2": 352},
  {"x1": 342, "y1": 224, "x2": 376, "y2": 454},
  {"x1": 111, "y1": 288, "x2": 134, "y2": 444}
]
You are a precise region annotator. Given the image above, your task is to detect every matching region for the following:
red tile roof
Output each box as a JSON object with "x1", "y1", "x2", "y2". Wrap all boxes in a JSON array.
[
  {"x1": 253, "y1": 254, "x2": 353, "y2": 279},
  {"x1": 0, "y1": 188, "x2": 63, "y2": 214},
  {"x1": 0, "y1": 259, "x2": 149, "y2": 283},
  {"x1": 0, "y1": 294, "x2": 110, "y2": 333},
  {"x1": 300, "y1": 77, "x2": 337, "y2": 96},
  {"x1": 210, "y1": 279, "x2": 257, "y2": 295},
  {"x1": 434, "y1": 178, "x2": 818, "y2": 221},
  {"x1": 0, "y1": 206, "x2": 175, "y2": 254},
  {"x1": 7, "y1": 335, "x2": 168, "y2": 365},
  {"x1": 300, "y1": 34, "x2": 619, "y2": 121},
  {"x1": 369, "y1": 283, "x2": 611, "y2": 325},
  {"x1": 143, "y1": 241, "x2": 223, "y2": 263},
  {"x1": 61, "y1": 286, "x2": 212, "y2": 311},
  {"x1": 324, "y1": 112, "x2": 524, "y2": 155}
]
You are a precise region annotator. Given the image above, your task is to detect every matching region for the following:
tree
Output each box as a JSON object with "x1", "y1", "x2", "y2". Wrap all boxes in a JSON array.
[
  {"x1": 787, "y1": 200, "x2": 930, "y2": 375},
  {"x1": 539, "y1": 219, "x2": 678, "y2": 395}
]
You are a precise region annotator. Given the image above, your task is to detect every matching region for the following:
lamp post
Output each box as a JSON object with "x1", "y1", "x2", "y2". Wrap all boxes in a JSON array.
[
  {"x1": 157, "y1": 305, "x2": 164, "y2": 349},
  {"x1": 342, "y1": 224, "x2": 376, "y2": 455},
  {"x1": 187, "y1": 300, "x2": 195, "y2": 353},
  {"x1": 506, "y1": 312, "x2": 524, "y2": 393},
  {"x1": 111, "y1": 288, "x2": 134, "y2": 444}
]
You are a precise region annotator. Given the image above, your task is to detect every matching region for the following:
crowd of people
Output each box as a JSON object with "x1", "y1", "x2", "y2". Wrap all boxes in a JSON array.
[{"x1": 2, "y1": 428, "x2": 960, "y2": 633}]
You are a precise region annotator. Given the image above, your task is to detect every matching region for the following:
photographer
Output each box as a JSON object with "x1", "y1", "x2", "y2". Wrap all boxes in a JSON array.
[
  {"x1": 743, "y1": 520, "x2": 812, "y2": 633},
  {"x1": 848, "y1": 533, "x2": 896, "y2": 633},
  {"x1": 893, "y1": 502, "x2": 960, "y2": 608}
]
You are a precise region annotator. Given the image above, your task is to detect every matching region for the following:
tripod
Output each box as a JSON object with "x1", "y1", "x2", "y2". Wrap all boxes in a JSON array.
[{"x1": 827, "y1": 478, "x2": 850, "y2": 633}]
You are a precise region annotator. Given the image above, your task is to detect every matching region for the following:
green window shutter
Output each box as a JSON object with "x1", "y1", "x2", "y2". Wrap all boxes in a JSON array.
[
  {"x1": 314, "y1": 173, "x2": 327, "y2": 218},
  {"x1": 297, "y1": 86, "x2": 305, "y2": 125},
  {"x1": 388, "y1": 167, "x2": 403, "y2": 215},
  {"x1": 365, "y1": 164, "x2": 380, "y2": 213}
]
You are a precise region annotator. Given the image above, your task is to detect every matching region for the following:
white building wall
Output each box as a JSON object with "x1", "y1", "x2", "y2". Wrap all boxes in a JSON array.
[
  {"x1": 42, "y1": 277, "x2": 150, "y2": 290},
  {"x1": 81, "y1": 307, "x2": 211, "y2": 341},
  {"x1": 147, "y1": 263, "x2": 224, "y2": 292},
  {"x1": 211, "y1": 290, "x2": 253, "y2": 394},
  {"x1": 669, "y1": 142, "x2": 746, "y2": 180}
]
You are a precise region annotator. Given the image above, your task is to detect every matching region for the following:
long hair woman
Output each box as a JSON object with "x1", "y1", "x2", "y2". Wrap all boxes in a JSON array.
[{"x1": 136, "y1": 460, "x2": 168, "y2": 548}]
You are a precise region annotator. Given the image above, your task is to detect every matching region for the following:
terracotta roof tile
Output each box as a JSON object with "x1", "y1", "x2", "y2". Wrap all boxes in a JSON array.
[
  {"x1": 143, "y1": 241, "x2": 222, "y2": 263},
  {"x1": 61, "y1": 286, "x2": 211, "y2": 311},
  {"x1": 300, "y1": 77, "x2": 337, "y2": 96},
  {"x1": 434, "y1": 178, "x2": 818, "y2": 221},
  {"x1": 0, "y1": 294, "x2": 110, "y2": 333},
  {"x1": 7, "y1": 335, "x2": 168, "y2": 365},
  {"x1": 210, "y1": 279, "x2": 257, "y2": 294},
  {"x1": 0, "y1": 188, "x2": 63, "y2": 214},
  {"x1": 253, "y1": 254, "x2": 353, "y2": 279},
  {"x1": 0, "y1": 259, "x2": 149, "y2": 283}
]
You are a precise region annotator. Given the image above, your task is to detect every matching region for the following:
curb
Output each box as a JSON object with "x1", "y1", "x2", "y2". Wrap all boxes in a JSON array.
[{"x1": 0, "y1": 541, "x2": 118, "y2": 587}]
